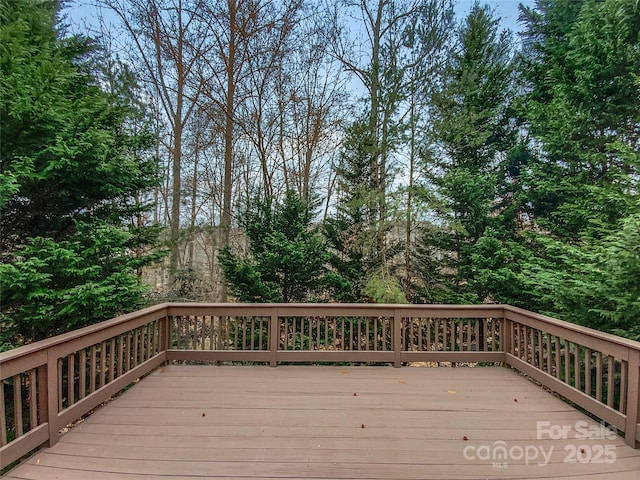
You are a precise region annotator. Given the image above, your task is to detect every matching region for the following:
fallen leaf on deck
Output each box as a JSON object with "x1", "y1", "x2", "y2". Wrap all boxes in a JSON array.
[
  {"x1": 398, "y1": 379, "x2": 406, "y2": 384},
  {"x1": 447, "y1": 390, "x2": 456, "y2": 394}
]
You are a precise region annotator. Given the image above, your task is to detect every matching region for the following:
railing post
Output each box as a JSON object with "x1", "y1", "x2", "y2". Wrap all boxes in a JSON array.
[
  {"x1": 269, "y1": 308, "x2": 279, "y2": 367},
  {"x1": 502, "y1": 314, "x2": 512, "y2": 369},
  {"x1": 393, "y1": 310, "x2": 402, "y2": 368},
  {"x1": 625, "y1": 348, "x2": 640, "y2": 448},
  {"x1": 159, "y1": 314, "x2": 170, "y2": 358},
  {"x1": 37, "y1": 364, "x2": 48, "y2": 425},
  {"x1": 46, "y1": 350, "x2": 59, "y2": 447}
]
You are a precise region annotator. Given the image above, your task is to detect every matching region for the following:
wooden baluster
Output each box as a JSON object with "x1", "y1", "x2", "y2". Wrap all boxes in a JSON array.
[
  {"x1": 450, "y1": 319, "x2": 456, "y2": 352},
  {"x1": 364, "y1": 318, "x2": 370, "y2": 351},
  {"x1": 109, "y1": 338, "x2": 116, "y2": 382},
  {"x1": 595, "y1": 352, "x2": 603, "y2": 402},
  {"x1": 242, "y1": 317, "x2": 247, "y2": 351},
  {"x1": 1, "y1": 377, "x2": 8, "y2": 446},
  {"x1": 554, "y1": 337, "x2": 561, "y2": 379},
  {"x1": 125, "y1": 332, "x2": 131, "y2": 372},
  {"x1": 67, "y1": 354, "x2": 75, "y2": 407},
  {"x1": 607, "y1": 356, "x2": 614, "y2": 408},
  {"x1": 117, "y1": 336, "x2": 124, "y2": 378},
  {"x1": 442, "y1": 319, "x2": 447, "y2": 352},
  {"x1": 620, "y1": 360, "x2": 628, "y2": 413},
  {"x1": 29, "y1": 369, "x2": 37, "y2": 430},
  {"x1": 100, "y1": 342, "x2": 107, "y2": 388},
  {"x1": 564, "y1": 341, "x2": 570, "y2": 384},
  {"x1": 585, "y1": 348, "x2": 592, "y2": 397},
  {"x1": 574, "y1": 344, "x2": 581, "y2": 391},
  {"x1": 57, "y1": 359, "x2": 63, "y2": 411},
  {"x1": 89, "y1": 346, "x2": 97, "y2": 393},
  {"x1": 537, "y1": 331, "x2": 543, "y2": 369},
  {"x1": 13, "y1": 375, "x2": 23, "y2": 437},
  {"x1": 79, "y1": 349, "x2": 86, "y2": 400}
]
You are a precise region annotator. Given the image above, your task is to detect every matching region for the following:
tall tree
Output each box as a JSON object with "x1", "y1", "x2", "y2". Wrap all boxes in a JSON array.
[
  {"x1": 415, "y1": 2, "x2": 517, "y2": 303},
  {"x1": 102, "y1": 0, "x2": 207, "y2": 282},
  {"x1": 0, "y1": 0, "x2": 161, "y2": 345},
  {"x1": 515, "y1": 0, "x2": 640, "y2": 334},
  {"x1": 331, "y1": 0, "x2": 453, "y2": 285}
]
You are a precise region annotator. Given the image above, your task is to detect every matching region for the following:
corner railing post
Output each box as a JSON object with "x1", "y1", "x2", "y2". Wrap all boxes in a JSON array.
[
  {"x1": 46, "y1": 349, "x2": 59, "y2": 447},
  {"x1": 625, "y1": 347, "x2": 640, "y2": 448},
  {"x1": 270, "y1": 308, "x2": 279, "y2": 367},
  {"x1": 393, "y1": 309, "x2": 402, "y2": 368}
]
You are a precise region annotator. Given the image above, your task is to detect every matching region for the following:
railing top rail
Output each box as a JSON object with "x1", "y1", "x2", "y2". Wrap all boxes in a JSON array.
[
  {"x1": 504, "y1": 305, "x2": 640, "y2": 352},
  {"x1": 165, "y1": 302, "x2": 505, "y2": 315},
  {"x1": 0, "y1": 303, "x2": 168, "y2": 363}
]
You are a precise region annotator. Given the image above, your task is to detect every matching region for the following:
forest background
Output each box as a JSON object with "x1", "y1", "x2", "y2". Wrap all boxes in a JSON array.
[{"x1": 1, "y1": 0, "x2": 639, "y2": 349}]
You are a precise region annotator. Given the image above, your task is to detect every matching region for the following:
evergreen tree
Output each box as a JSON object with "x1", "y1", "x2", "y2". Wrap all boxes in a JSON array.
[
  {"x1": 0, "y1": 0, "x2": 161, "y2": 346},
  {"x1": 415, "y1": 2, "x2": 517, "y2": 303},
  {"x1": 324, "y1": 119, "x2": 377, "y2": 301},
  {"x1": 520, "y1": 0, "x2": 639, "y2": 240},
  {"x1": 219, "y1": 191, "x2": 334, "y2": 303},
  {"x1": 515, "y1": 0, "x2": 640, "y2": 335}
]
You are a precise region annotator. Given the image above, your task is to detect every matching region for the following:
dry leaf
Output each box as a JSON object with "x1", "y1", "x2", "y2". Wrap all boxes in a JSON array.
[
  {"x1": 361, "y1": 424, "x2": 365, "y2": 428},
  {"x1": 353, "y1": 392, "x2": 357, "y2": 396},
  {"x1": 398, "y1": 379, "x2": 406, "y2": 384},
  {"x1": 447, "y1": 390, "x2": 456, "y2": 394},
  {"x1": 463, "y1": 435, "x2": 469, "y2": 441}
]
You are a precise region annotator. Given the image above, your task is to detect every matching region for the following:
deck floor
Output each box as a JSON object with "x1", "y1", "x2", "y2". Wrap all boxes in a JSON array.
[{"x1": 4, "y1": 365, "x2": 640, "y2": 479}]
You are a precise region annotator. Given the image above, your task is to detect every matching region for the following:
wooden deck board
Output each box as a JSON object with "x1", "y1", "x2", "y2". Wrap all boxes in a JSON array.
[{"x1": 4, "y1": 365, "x2": 640, "y2": 479}]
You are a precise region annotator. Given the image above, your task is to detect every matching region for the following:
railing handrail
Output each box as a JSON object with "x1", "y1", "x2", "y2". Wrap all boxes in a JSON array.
[
  {"x1": 0, "y1": 303, "x2": 168, "y2": 367},
  {"x1": 504, "y1": 305, "x2": 640, "y2": 351}
]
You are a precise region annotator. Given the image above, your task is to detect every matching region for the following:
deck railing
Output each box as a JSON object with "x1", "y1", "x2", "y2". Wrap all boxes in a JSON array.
[{"x1": 1, "y1": 303, "x2": 639, "y2": 469}]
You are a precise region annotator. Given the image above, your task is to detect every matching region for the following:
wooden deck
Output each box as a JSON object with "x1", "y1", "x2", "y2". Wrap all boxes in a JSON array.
[{"x1": 4, "y1": 365, "x2": 640, "y2": 479}]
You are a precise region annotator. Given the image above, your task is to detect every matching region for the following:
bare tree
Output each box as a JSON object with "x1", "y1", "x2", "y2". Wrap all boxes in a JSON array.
[
  {"x1": 332, "y1": 0, "x2": 453, "y2": 274},
  {"x1": 102, "y1": 0, "x2": 208, "y2": 283}
]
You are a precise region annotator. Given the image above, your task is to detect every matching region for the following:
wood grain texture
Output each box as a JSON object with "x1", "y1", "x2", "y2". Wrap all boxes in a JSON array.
[{"x1": 5, "y1": 365, "x2": 640, "y2": 479}]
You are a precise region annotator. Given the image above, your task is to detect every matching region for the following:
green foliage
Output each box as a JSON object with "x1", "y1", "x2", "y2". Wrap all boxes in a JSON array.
[
  {"x1": 520, "y1": 0, "x2": 639, "y2": 240},
  {"x1": 219, "y1": 191, "x2": 334, "y2": 303},
  {"x1": 511, "y1": 0, "x2": 640, "y2": 337},
  {"x1": 518, "y1": 209, "x2": 640, "y2": 337},
  {"x1": 415, "y1": 3, "x2": 517, "y2": 304},
  {"x1": 363, "y1": 276, "x2": 408, "y2": 304},
  {"x1": 0, "y1": 222, "x2": 163, "y2": 344},
  {"x1": 0, "y1": 0, "x2": 161, "y2": 346},
  {"x1": 324, "y1": 120, "x2": 379, "y2": 301}
]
